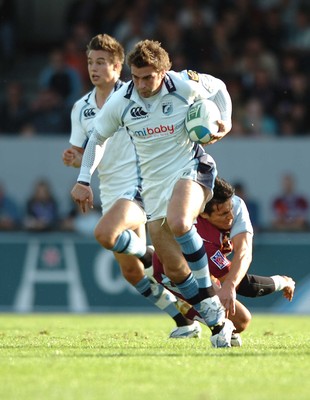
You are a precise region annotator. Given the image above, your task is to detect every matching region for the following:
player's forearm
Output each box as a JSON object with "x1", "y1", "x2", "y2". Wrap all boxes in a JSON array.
[
  {"x1": 223, "y1": 233, "x2": 253, "y2": 290},
  {"x1": 225, "y1": 250, "x2": 252, "y2": 290}
]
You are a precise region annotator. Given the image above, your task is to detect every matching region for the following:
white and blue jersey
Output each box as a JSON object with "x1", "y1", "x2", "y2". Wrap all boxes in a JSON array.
[
  {"x1": 230, "y1": 196, "x2": 254, "y2": 239},
  {"x1": 79, "y1": 70, "x2": 232, "y2": 220},
  {"x1": 70, "y1": 81, "x2": 142, "y2": 215}
]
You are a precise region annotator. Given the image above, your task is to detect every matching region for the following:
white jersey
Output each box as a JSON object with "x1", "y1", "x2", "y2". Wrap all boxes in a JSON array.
[
  {"x1": 79, "y1": 70, "x2": 232, "y2": 220},
  {"x1": 70, "y1": 82, "x2": 140, "y2": 214}
]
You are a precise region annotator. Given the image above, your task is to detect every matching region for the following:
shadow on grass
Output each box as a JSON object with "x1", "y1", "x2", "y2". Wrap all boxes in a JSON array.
[{"x1": 2, "y1": 348, "x2": 310, "y2": 358}]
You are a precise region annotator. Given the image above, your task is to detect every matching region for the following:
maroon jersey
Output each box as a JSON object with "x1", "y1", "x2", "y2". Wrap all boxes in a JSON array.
[
  {"x1": 152, "y1": 196, "x2": 253, "y2": 296},
  {"x1": 195, "y1": 216, "x2": 232, "y2": 278}
]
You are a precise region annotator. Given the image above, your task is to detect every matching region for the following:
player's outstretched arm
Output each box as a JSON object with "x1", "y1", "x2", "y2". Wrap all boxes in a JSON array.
[{"x1": 218, "y1": 232, "x2": 253, "y2": 315}]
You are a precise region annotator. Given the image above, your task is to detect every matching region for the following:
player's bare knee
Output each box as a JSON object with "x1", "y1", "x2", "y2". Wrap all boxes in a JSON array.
[
  {"x1": 230, "y1": 305, "x2": 252, "y2": 333},
  {"x1": 94, "y1": 227, "x2": 115, "y2": 249},
  {"x1": 122, "y1": 267, "x2": 142, "y2": 285},
  {"x1": 237, "y1": 312, "x2": 252, "y2": 333},
  {"x1": 167, "y1": 216, "x2": 191, "y2": 237},
  {"x1": 165, "y1": 264, "x2": 189, "y2": 284}
]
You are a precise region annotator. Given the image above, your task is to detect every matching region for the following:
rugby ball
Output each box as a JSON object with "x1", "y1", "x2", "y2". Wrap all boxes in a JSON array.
[{"x1": 185, "y1": 99, "x2": 221, "y2": 144}]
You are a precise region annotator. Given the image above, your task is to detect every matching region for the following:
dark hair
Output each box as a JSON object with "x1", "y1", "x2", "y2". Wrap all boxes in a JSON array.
[
  {"x1": 203, "y1": 177, "x2": 235, "y2": 214},
  {"x1": 126, "y1": 40, "x2": 172, "y2": 71}
]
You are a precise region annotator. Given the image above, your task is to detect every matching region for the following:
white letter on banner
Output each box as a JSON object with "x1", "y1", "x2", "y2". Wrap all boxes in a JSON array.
[{"x1": 94, "y1": 249, "x2": 138, "y2": 295}]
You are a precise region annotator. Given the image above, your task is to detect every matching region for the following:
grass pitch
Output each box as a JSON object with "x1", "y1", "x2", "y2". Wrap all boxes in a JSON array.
[{"x1": 0, "y1": 313, "x2": 309, "y2": 400}]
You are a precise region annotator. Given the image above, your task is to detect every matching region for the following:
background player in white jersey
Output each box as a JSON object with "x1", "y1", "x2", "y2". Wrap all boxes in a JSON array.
[
  {"x1": 63, "y1": 34, "x2": 201, "y2": 338},
  {"x1": 150, "y1": 177, "x2": 295, "y2": 346},
  {"x1": 71, "y1": 40, "x2": 234, "y2": 347}
]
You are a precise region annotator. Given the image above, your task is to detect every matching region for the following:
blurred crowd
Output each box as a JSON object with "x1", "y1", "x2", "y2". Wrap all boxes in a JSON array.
[
  {"x1": 0, "y1": 178, "x2": 102, "y2": 235},
  {"x1": 0, "y1": 0, "x2": 310, "y2": 234},
  {"x1": 0, "y1": 0, "x2": 310, "y2": 137},
  {"x1": 0, "y1": 173, "x2": 309, "y2": 234}
]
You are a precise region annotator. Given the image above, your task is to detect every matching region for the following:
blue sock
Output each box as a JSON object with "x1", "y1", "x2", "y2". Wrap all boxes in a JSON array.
[
  {"x1": 175, "y1": 226, "x2": 212, "y2": 288},
  {"x1": 111, "y1": 230, "x2": 146, "y2": 257},
  {"x1": 175, "y1": 273, "x2": 200, "y2": 304},
  {"x1": 135, "y1": 276, "x2": 180, "y2": 318}
]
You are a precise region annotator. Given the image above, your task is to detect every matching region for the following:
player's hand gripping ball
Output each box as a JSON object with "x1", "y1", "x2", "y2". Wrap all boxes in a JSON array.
[{"x1": 185, "y1": 99, "x2": 221, "y2": 144}]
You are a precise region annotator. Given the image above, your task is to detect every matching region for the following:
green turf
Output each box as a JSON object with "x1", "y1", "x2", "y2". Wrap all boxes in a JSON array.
[{"x1": 0, "y1": 314, "x2": 309, "y2": 400}]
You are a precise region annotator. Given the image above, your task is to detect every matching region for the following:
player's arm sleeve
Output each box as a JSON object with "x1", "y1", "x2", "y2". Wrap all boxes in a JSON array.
[
  {"x1": 77, "y1": 129, "x2": 106, "y2": 183},
  {"x1": 197, "y1": 73, "x2": 232, "y2": 127},
  {"x1": 230, "y1": 197, "x2": 254, "y2": 239},
  {"x1": 77, "y1": 101, "x2": 121, "y2": 184},
  {"x1": 69, "y1": 102, "x2": 88, "y2": 148}
]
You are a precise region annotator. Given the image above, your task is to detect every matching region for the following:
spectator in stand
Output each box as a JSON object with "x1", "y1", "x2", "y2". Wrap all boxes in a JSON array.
[
  {"x1": 23, "y1": 179, "x2": 60, "y2": 232},
  {"x1": 60, "y1": 201, "x2": 102, "y2": 237},
  {"x1": 1, "y1": 0, "x2": 310, "y2": 138},
  {"x1": 285, "y1": 5, "x2": 310, "y2": 52},
  {"x1": 154, "y1": 17, "x2": 187, "y2": 70},
  {"x1": 225, "y1": 76, "x2": 246, "y2": 135},
  {"x1": 63, "y1": 21, "x2": 93, "y2": 90},
  {"x1": 0, "y1": 182, "x2": 21, "y2": 230},
  {"x1": 257, "y1": 6, "x2": 288, "y2": 54},
  {"x1": 63, "y1": 36, "x2": 91, "y2": 93},
  {"x1": 176, "y1": 0, "x2": 215, "y2": 72},
  {"x1": 113, "y1": 0, "x2": 155, "y2": 55},
  {"x1": 38, "y1": 48, "x2": 83, "y2": 107},
  {"x1": 279, "y1": 51, "x2": 302, "y2": 82},
  {"x1": 234, "y1": 181, "x2": 261, "y2": 232},
  {"x1": 276, "y1": 71, "x2": 310, "y2": 136},
  {"x1": 229, "y1": 118, "x2": 247, "y2": 137},
  {"x1": 0, "y1": 0, "x2": 16, "y2": 70},
  {"x1": 233, "y1": 35, "x2": 279, "y2": 88},
  {"x1": 96, "y1": 0, "x2": 131, "y2": 36},
  {"x1": 271, "y1": 173, "x2": 309, "y2": 231},
  {"x1": 0, "y1": 80, "x2": 29, "y2": 135},
  {"x1": 65, "y1": 0, "x2": 104, "y2": 37},
  {"x1": 279, "y1": 116, "x2": 297, "y2": 137},
  {"x1": 242, "y1": 97, "x2": 279, "y2": 137},
  {"x1": 244, "y1": 67, "x2": 278, "y2": 114},
  {"x1": 21, "y1": 88, "x2": 70, "y2": 135}
]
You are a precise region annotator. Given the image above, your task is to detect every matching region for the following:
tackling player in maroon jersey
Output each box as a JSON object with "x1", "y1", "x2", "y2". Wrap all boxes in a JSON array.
[{"x1": 149, "y1": 177, "x2": 295, "y2": 345}]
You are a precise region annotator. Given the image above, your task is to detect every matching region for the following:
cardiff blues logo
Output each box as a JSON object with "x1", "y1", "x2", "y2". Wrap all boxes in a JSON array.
[
  {"x1": 210, "y1": 250, "x2": 229, "y2": 270},
  {"x1": 200, "y1": 75, "x2": 214, "y2": 93},
  {"x1": 162, "y1": 102, "x2": 173, "y2": 115}
]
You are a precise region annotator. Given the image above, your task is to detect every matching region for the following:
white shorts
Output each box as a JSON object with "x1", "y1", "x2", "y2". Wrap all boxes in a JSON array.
[
  {"x1": 99, "y1": 182, "x2": 145, "y2": 216},
  {"x1": 97, "y1": 131, "x2": 145, "y2": 216},
  {"x1": 143, "y1": 153, "x2": 217, "y2": 222}
]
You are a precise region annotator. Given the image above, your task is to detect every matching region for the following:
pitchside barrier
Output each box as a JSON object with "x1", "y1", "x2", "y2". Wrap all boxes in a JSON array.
[{"x1": 0, "y1": 232, "x2": 309, "y2": 314}]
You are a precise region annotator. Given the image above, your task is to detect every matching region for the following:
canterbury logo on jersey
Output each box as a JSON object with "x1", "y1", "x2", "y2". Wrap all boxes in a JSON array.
[
  {"x1": 134, "y1": 124, "x2": 175, "y2": 137},
  {"x1": 130, "y1": 107, "x2": 148, "y2": 118},
  {"x1": 83, "y1": 108, "x2": 96, "y2": 118}
]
